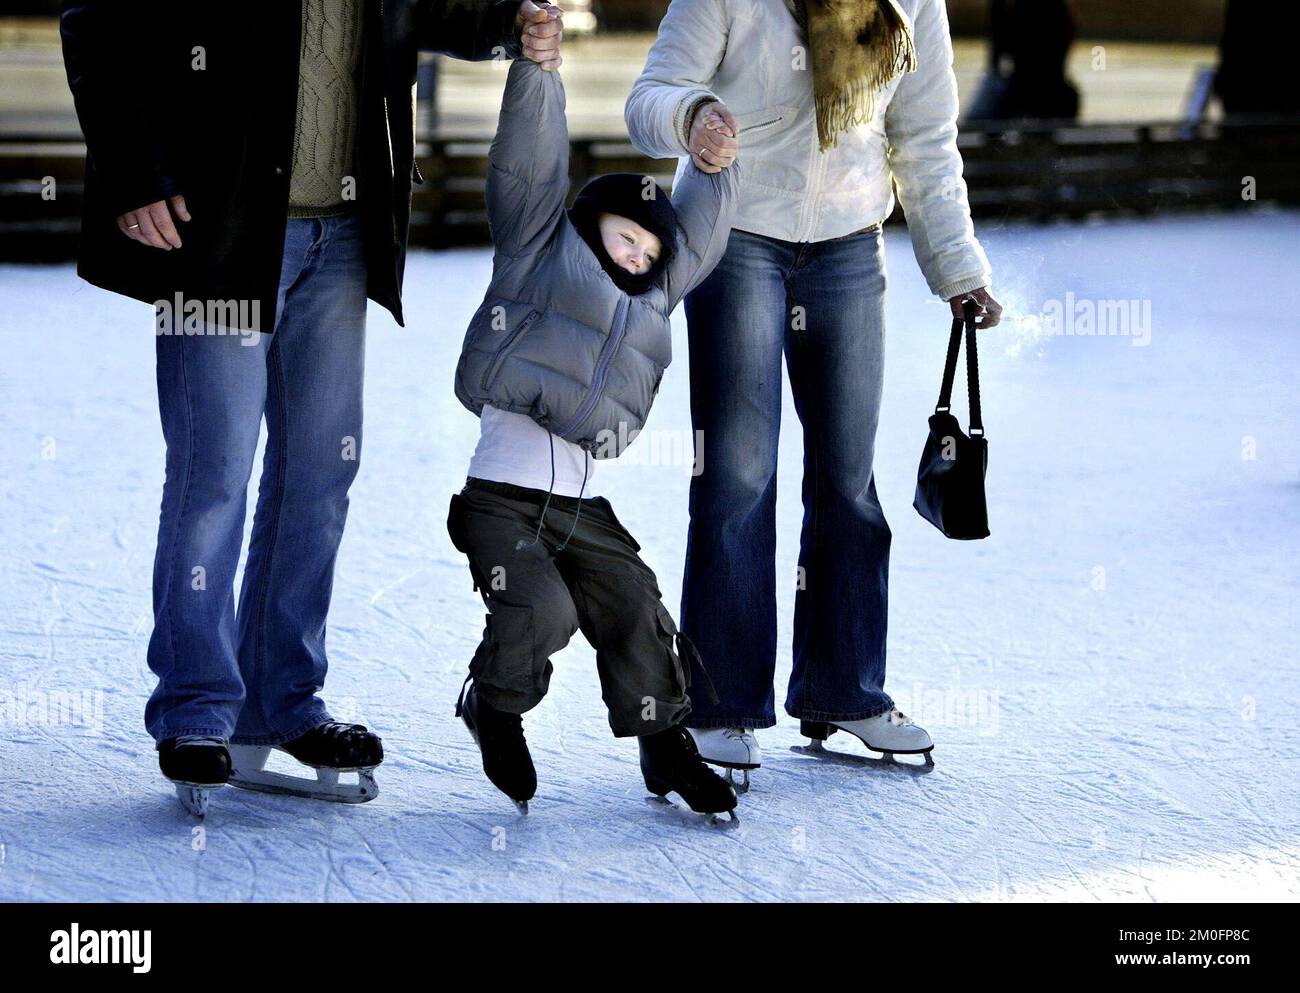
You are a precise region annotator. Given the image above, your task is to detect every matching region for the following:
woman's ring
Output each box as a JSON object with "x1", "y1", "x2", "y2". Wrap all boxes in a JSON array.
[{"x1": 127, "y1": 223, "x2": 140, "y2": 230}]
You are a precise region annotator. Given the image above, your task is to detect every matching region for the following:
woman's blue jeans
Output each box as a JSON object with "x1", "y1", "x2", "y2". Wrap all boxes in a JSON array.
[
  {"x1": 681, "y1": 225, "x2": 895, "y2": 729},
  {"x1": 144, "y1": 213, "x2": 367, "y2": 745}
]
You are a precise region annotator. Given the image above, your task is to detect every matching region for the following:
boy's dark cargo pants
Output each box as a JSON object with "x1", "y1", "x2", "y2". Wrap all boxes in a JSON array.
[{"x1": 446, "y1": 478, "x2": 697, "y2": 737}]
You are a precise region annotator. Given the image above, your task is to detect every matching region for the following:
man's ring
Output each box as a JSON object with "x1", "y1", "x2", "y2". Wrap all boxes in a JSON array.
[{"x1": 127, "y1": 223, "x2": 140, "y2": 229}]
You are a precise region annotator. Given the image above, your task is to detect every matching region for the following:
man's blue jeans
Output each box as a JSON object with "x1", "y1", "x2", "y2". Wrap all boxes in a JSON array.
[
  {"x1": 145, "y1": 213, "x2": 367, "y2": 745},
  {"x1": 681, "y1": 225, "x2": 895, "y2": 729}
]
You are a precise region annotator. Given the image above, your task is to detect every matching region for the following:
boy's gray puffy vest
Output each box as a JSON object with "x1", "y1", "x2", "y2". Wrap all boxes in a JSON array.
[{"x1": 455, "y1": 59, "x2": 740, "y2": 458}]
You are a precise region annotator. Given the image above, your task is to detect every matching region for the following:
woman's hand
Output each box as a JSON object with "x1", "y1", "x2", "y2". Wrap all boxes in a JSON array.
[
  {"x1": 117, "y1": 195, "x2": 191, "y2": 250},
  {"x1": 516, "y1": 1, "x2": 563, "y2": 70},
  {"x1": 949, "y1": 286, "x2": 1002, "y2": 329},
  {"x1": 689, "y1": 100, "x2": 738, "y2": 173}
]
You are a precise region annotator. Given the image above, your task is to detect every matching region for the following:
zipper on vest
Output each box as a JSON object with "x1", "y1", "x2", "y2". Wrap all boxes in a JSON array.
[
  {"x1": 481, "y1": 309, "x2": 542, "y2": 390},
  {"x1": 555, "y1": 295, "x2": 631, "y2": 439},
  {"x1": 380, "y1": 0, "x2": 394, "y2": 179},
  {"x1": 383, "y1": 95, "x2": 395, "y2": 179}
]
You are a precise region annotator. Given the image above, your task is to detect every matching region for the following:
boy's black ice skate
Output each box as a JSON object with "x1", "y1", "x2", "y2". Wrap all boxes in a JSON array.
[
  {"x1": 459, "y1": 682, "x2": 537, "y2": 814},
  {"x1": 640, "y1": 724, "x2": 739, "y2": 828},
  {"x1": 228, "y1": 721, "x2": 383, "y2": 804},
  {"x1": 159, "y1": 736, "x2": 231, "y2": 818}
]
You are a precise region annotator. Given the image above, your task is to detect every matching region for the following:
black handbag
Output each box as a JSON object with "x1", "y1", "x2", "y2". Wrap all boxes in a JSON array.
[{"x1": 913, "y1": 300, "x2": 990, "y2": 540}]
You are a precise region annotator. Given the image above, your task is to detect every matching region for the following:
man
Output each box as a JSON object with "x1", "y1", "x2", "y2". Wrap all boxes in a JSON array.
[
  {"x1": 625, "y1": 0, "x2": 1002, "y2": 787},
  {"x1": 60, "y1": 0, "x2": 563, "y2": 812}
]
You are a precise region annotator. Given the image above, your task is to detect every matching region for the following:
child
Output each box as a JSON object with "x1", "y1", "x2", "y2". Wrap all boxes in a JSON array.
[{"x1": 446, "y1": 47, "x2": 742, "y2": 820}]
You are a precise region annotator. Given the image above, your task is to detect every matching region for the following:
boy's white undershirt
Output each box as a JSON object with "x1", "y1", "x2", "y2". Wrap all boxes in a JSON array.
[{"x1": 468, "y1": 404, "x2": 599, "y2": 498}]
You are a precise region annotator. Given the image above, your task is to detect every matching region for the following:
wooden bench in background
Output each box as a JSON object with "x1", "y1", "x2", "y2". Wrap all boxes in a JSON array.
[{"x1": 3, "y1": 116, "x2": 1298, "y2": 262}]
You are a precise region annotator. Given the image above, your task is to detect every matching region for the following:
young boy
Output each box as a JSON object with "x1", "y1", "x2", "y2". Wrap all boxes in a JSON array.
[{"x1": 446, "y1": 40, "x2": 742, "y2": 819}]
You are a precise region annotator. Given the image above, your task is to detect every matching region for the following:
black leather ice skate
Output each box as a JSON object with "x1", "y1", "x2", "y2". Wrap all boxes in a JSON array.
[
  {"x1": 159, "y1": 736, "x2": 231, "y2": 818},
  {"x1": 459, "y1": 682, "x2": 537, "y2": 814},
  {"x1": 228, "y1": 721, "x2": 383, "y2": 805},
  {"x1": 640, "y1": 724, "x2": 739, "y2": 827}
]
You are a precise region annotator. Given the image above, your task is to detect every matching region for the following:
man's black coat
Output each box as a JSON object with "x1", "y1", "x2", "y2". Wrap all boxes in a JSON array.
[{"x1": 60, "y1": 1, "x2": 522, "y2": 331}]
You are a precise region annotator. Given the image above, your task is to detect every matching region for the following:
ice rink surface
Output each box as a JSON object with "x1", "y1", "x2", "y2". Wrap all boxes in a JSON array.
[{"x1": 1, "y1": 211, "x2": 1297, "y2": 901}]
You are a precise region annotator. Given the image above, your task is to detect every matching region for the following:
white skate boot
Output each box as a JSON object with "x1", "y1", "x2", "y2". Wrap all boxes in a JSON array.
[
  {"x1": 793, "y1": 709, "x2": 934, "y2": 770},
  {"x1": 687, "y1": 727, "x2": 761, "y2": 793}
]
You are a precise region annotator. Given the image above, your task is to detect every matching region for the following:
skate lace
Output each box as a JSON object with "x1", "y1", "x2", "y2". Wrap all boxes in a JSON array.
[
  {"x1": 888, "y1": 709, "x2": 914, "y2": 727},
  {"x1": 319, "y1": 721, "x2": 370, "y2": 742},
  {"x1": 722, "y1": 727, "x2": 751, "y2": 742}
]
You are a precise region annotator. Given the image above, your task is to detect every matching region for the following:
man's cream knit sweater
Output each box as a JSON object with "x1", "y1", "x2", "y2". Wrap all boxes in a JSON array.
[{"x1": 288, "y1": 0, "x2": 364, "y2": 218}]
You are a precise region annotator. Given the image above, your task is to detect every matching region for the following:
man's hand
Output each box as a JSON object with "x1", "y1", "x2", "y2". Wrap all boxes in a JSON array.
[
  {"x1": 516, "y1": 1, "x2": 562, "y2": 70},
  {"x1": 949, "y1": 286, "x2": 1002, "y2": 329},
  {"x1": 117, "y1": 195, "x2": 191, "y2": 250},
  {"x1": 689, "y1": 100, "x2": 738, "y2": 173}
]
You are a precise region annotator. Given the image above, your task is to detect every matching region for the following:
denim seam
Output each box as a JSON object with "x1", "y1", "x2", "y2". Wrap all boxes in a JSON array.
[
  {"x1": 785, "y1": 702, "x2": 894, "y2": 722},
  {"x1": 228, "y1": 710, "x2": 330, "y2": 748},
  {"x1": 157, "y1": 726, "x2": 227, "y2": 742},
  {"x1": 249, "y1": 334, "x2": 291, "y2": 730},
  {"x1": 802, "y1": 338, "x2": 823, "y2": 721},
  {"x1": 684, "y1": 715, "x2": 777, "y2": 731},
  {"x1": 164, "y1": 337, "x2": 196, "y2": 694}
]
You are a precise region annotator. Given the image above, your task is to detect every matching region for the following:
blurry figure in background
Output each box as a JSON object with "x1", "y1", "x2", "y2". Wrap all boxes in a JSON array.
[
  {"x1": 966, "y1": 0, "x2": 1079, "y2": 121},
  {"x1": 1215, "y1": 0, "x2": 1300, "y2": 115}
]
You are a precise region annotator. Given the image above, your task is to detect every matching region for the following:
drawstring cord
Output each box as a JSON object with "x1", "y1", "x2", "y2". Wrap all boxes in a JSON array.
[
  {"x1": 554, "y1": 449, "x2": 590, "y2": 553},
  {"x1": 515, "y1": 432, "x2": 560, "y2": 551},
  {"x1": 514, "y1": 433, "x2": 591, "y2": 555},
  {"x1": 675, "y1": 631, "x2": 721, "y2": 705}
]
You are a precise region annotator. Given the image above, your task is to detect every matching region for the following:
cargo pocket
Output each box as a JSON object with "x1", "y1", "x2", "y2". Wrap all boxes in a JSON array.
[
  {"x1": 654, "y1": 603, "x2": 690, "y2": 699},
  {"x1": 446, "y1": 492, "x2": 468, "y2": 553},
  {"x1": 478, "y1": 601, "x2": 540, "y2": 699}
]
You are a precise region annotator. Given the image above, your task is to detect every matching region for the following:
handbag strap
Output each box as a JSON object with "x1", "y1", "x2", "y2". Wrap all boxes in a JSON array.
[{"x1": 935, "y1": 299, "x2": 984, "y2": 436}]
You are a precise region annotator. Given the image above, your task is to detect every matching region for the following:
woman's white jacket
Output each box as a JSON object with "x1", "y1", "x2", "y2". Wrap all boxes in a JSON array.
[{"x1": 625, "y1": 0, "x2": 992, "y2": 300}]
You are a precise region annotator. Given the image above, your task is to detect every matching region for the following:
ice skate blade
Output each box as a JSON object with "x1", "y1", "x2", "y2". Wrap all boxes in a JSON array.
[
  {"x1": 644, "y1": 795, "x2": 740, "y2": 830},
  {"x1": 791, "y1": 740, "x2": 935, "y2": 774},
  {"x1": 695, "y1": 757, "x2": 756, "y2": 792},
  {"x1": 227, "y1": 745, "x2": 380, "y2": 804},
  {"x1": 174, "y1": 782, "x2": 223, "y2": 817},
  {"x1": 725, "y1": 768, "x2": 752, "y2": 793}
]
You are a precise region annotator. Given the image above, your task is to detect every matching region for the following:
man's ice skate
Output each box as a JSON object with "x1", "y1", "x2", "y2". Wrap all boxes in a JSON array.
[
  {"x1": 228, "y1": 721, "x2": 383, "y2": 804},
  {"x1": 458, "y1": 682, "x2": 536, "y2": 815},
  {"x1": 641, "y1": 725, "x2": 740, "y2": 828},
  {"x1": 687, "y1": 726, "x2": 760, "y2": 793},
  {"x1": 792, "y1": 709, "x2": 935, "y2": 771},
  {"x1": 159, "y1": 736, "x2": 231, "y2": 817}
]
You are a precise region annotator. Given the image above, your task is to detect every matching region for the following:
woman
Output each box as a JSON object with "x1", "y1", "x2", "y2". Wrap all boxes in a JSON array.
[{"x1": 624, "y1": 0, "x2": 1002, "y2": 786}]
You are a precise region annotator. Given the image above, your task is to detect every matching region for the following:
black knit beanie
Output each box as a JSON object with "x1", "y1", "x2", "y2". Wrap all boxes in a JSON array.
[{"x1": 567, "y1": 173, "x2": 677, "y2": 295}]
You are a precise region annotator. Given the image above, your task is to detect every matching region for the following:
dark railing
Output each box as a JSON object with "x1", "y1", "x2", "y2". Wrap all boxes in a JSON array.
[{"x1": 3, "y1": 116, "x2": 1298, "y2": 261}]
